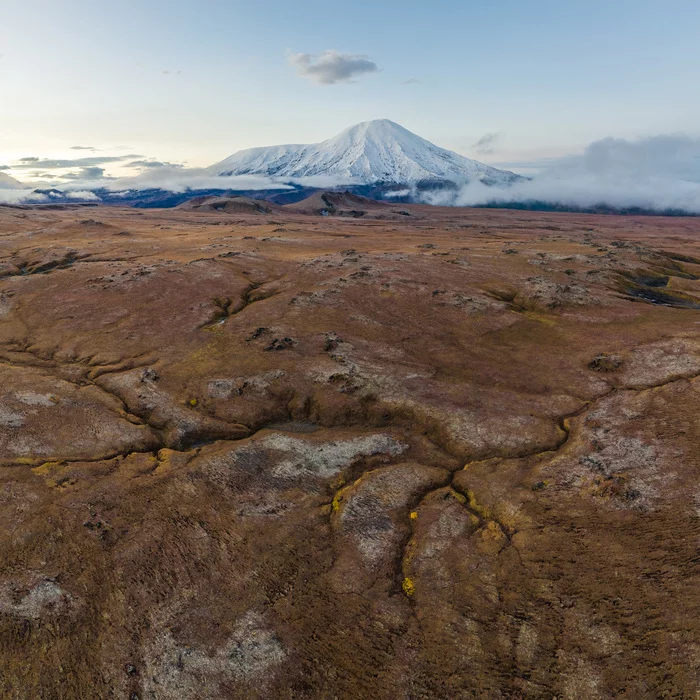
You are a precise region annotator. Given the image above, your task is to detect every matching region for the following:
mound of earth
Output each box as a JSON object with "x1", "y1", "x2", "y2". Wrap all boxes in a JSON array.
[
  {"x1": 177, "y1": 195, "x2": 275, "y2": 214},
  {"x1": 287, "y1": 190, "x2": 391, "y2": 217},
  {"x1": 1, "y1": 202, "x2": 700, "y2": 698}
]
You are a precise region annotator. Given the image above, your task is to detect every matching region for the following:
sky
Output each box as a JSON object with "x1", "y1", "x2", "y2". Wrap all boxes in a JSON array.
[{"x1": 1, "y1": 0, "x2": 700, "y2": 185}]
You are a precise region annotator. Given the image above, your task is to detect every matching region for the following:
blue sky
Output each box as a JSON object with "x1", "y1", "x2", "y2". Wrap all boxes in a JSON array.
[{"x1": 1, "y1": 0, "x2": 699, "y2": 179}]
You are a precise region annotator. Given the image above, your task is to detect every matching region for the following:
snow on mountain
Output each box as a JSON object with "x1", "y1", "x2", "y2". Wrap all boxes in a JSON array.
[
  {"x1": 0, "y1": 172, "x2": 24, "y2": 189},
  {"x1": 208, "y1": 119, "x2": 521, "y2": 186}
]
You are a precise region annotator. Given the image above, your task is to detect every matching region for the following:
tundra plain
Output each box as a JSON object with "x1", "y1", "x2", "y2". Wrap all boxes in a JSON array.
[{"x1": 1, "y1": 200, "x2": 700, "y2": 698}]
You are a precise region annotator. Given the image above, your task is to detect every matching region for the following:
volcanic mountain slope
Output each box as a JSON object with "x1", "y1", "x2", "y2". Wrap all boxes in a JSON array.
[
  {"x1": 1, "y1": 202, "x2": 700, "y2": 698},
  {"x1": 0, "y1": 173, "x2": 23, "y2": 189},
  {"x1": 208, "y1": 119, "x2": 522, "y2": 186}
]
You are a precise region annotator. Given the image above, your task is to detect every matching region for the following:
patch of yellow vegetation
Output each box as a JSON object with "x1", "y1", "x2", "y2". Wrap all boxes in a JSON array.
[
  {"x1": 465, "y1": 489, "x2": 491, "y2": 519},
  {"x1": 522, "y1": 310, "x2": 557, "y2": 326},
  {"x1": 14, "y1": 456, "x2": 38, "y2": 466},
  {"x1": 188, "y1": 398, "x2": 198, "y2": 407},
  {"x1": 402, "y1": 577, "x2": 416, "y2": 597},
  {"x1": 451, "y1": 490, "x2": 467, "y2": 505},
  {"x1": 410, "y1": 511, "x2": 418, "y2": 520},
  {"x1": 462, "y1": 458, "x2": 492, "y2": 472},
  {"x1": 202, "y1": 323, "x2": 226, "y2": 335},
  {"x1": 156, "y1": 449, "x2": 174, "y2": 467},
  {"x1": 402, "y1": 539, "x2": 417, "y2": 569},
  {"x1": 31, "y1": 461, "x2": 62, "y2": 476},
  {"x1": 330, "y1": 475, "x2": 346, "y2": 491}
]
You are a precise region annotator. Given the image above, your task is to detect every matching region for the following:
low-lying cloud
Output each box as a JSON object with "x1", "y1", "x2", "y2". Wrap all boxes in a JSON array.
[
  {"x1": 9, "y1": 155, "x2": 137, "y2": 170},
  {"x1": 66, "y1": 167, "x2": 295, "y2": 195},
  {"x1": 0, "y1": 188, "x2": 100, "y2": 205},
  {"x1": 289, "y1": 50, "x2": 379, "y2": 85},
  {"x1": 558, "y1": 134, "x2": 700, "y2": 181},
  {"x1": 429, "y1": 133, "x2": 700, "y2": 213},
  {"x1": 127, "y1": 159, "x2": 184, "y2": 170},
  {"x1": 0, "y1": 167, "x2": 296, "y2": 204},
  {"x1": 2, "y1": 152, "x2": 188, "y2": 187}
]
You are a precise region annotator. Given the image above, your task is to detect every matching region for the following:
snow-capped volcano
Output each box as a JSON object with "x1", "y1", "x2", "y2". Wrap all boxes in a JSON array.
[
  {"x1": 0, "y1": 172, "x2": 23, "y2": 189},
  {"x1": 208, "y1": 119, "x2": 520, "y2": 186}
]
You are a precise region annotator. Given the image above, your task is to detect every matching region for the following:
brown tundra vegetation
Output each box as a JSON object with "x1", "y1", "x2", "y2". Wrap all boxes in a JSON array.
[{"x1": 1, "y1": 197, "x2": 700, "y2": 698}]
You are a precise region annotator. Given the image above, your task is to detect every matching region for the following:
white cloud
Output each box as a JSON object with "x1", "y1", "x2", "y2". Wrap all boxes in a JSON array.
[
  {"x1": 568, "y1": 134, "x2": 700, "y2": 181},
  {"x1": 289, "y1": 50, "x2": 379, "y2": 85},
  {"x1": 0, "y1": 189, "x2": 49, "y2": 205},
  {"x1": 64, "y1": 190, "x2": 100, "y2": 200},
  {"x1": 0, "y1": 170, "x2": 295, "y2": 204},
  {"x1": 64, "y1": 167, "x2": 294, "y2": 194},
  {"x1": 425, "y1": 133, "x2": 700, "y2": 213},
  {"x1": 0, "y1": 188, "x2": 102, "y2": 204}
]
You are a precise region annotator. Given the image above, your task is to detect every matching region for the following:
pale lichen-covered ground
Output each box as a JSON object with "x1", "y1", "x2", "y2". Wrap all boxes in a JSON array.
[{"x1": 1, "y1": 200, "x2": 700, "y2": 698}]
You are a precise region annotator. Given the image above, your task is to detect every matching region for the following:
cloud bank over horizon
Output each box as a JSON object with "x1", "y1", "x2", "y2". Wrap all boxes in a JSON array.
[
  {"x1": 0, "y1": 154, "x2": 365, "y2": 199},
  {"x1": 422, "y1": 134, "x2": 700, "y2": 213},
  {"x1": 0, "y1": 189, "x2": 101, "y2": 205},
  {"x1": 4, "y1": 132, "x2": 700, "y2": 214}
]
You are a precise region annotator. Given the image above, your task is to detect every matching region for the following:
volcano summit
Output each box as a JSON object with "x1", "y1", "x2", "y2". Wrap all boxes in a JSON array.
[{"x1": 208, "y1": 119, "x2": 522, "y2": 187}]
